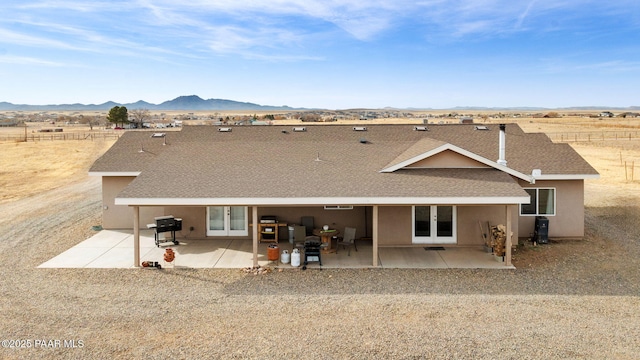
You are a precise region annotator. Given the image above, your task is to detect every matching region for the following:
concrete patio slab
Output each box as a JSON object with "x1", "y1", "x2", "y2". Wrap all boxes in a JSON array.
[
  {"x1": 38, "y1": 230, "x2": 515, "y2": 269},
  {"x1": 378, "y1": 247, "x2": 448, "y2": 269}
]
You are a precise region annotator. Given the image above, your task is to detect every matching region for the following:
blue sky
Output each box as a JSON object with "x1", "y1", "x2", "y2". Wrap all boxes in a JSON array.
[{"x1": 1, "y1": 1, "x2": 639, "y2": 109}]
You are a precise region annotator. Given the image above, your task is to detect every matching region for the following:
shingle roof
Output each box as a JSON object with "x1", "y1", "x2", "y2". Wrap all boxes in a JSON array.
[{"x1": 91, "y1": 124, "x2": 598, "y2": 205}]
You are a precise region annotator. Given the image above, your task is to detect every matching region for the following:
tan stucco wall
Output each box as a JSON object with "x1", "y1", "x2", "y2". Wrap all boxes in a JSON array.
[
  {"x1": 408, "y1": 150, "x2": 489, "y2": 168},
  {"x1": 100, "y1": 176, "x2": 584, "y2": 240},
  {"x1": 101, "y1": 176, "x2": 163, "y2": 229},
  {"x1": 518, "y1": 179, "x2": 585, "y2": 238},
  {"x1": 160, "y1": 205, "x2": 369, "y2": 241},
  {"x1": 377, "y1": 205, "x2": 519, "y2": 246},
  {"x1": 258, "y1": 206, "x2": 369, "y2": 239},
  {"x1": 378, "y1": 206, "x2": 412, "y2": 245}
]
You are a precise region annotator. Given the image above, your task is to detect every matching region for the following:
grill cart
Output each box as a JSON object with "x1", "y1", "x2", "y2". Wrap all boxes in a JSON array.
[{"x1": 147, "y1": 215, "x2": 182, "y2": 247}]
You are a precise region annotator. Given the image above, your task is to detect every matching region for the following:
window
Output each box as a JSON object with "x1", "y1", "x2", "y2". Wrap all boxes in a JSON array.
[{"x1": 521, "y1": 188, "x2": 555, "y2": 216}]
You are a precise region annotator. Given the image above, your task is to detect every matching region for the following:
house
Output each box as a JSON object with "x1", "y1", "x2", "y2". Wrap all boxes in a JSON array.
[{"x1": 89, "y1": 124, "x2": 599, "y2": 268}]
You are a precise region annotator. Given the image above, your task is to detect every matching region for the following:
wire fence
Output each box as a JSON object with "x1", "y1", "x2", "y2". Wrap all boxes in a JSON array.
[
  {"x1": 0, "y1": 132, "x2": 121, "y2": 142},
  {"x1": 547, "y1": 131, "x2": 640, "y2": 143}
]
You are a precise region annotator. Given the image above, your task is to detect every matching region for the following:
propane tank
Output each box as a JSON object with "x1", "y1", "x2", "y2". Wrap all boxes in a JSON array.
[
  {"x1": 281, "y1": 249, "x2": 290, "y2": 264},
  {"x1": 290, "y1": 248, "x2": 301, "y2": 267}
]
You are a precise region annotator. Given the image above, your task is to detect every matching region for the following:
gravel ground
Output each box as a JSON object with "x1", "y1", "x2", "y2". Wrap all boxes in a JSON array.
[{"x1": 1, "y1": 176, "x2": 639, "y2": 359}]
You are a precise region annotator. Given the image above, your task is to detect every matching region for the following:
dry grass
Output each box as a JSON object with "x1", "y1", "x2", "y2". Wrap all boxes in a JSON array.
[{"x1": 0, "y1": 137, "x2": 114, "y2": 204}]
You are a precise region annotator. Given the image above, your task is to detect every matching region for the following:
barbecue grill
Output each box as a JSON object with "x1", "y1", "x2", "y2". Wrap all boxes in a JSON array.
[
  {"x1": 147, "y1": 215, "x2": 182, "y2": 247},
  {"x1": 302, "y1": 239, "x2": 322, "y2": 270}
]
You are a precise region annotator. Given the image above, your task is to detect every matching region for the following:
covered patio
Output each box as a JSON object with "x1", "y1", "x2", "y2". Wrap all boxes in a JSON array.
[{"x1": 38, "y1": 229, "x2": 514, "y2": 269}]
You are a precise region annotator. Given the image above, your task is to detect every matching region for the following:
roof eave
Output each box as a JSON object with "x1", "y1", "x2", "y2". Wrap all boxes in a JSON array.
[
  {"x1": 533, "y1": 174, "x2": 600, "y2": 181},
  {"x1": 89, "y1": 171, "x2": 141, "y2": 177},
  {"x1": 115, "y1": 196, "x2": 531, "y2": 207}
]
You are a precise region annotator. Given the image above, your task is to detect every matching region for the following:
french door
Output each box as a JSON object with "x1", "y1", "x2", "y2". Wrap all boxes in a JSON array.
[
  {"x1": 207, "y1": 206, "x2": 248, "y2": 236},
  {"x1": 412, "y1": 205, "x2": 456, "y2": 244}
]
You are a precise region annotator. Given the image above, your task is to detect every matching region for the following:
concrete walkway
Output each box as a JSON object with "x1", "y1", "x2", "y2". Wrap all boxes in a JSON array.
[{"x1": 38, "y1": 230, "x2": 514, "y2": 269}]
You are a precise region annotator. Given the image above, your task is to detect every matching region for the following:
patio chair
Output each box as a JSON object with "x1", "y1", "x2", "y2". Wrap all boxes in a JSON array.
[
  {"x1": 336, "y1": 227, "x2": 357, "y2": 256},
  {"x1": 293, "y1": 225, "x2": 307, "y2": 250},
  {"x1": 301, "y1": 216, "x2": 314, "y2": 236}
]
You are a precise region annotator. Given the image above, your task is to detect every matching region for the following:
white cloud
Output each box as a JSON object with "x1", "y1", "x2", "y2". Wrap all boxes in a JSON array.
[{"x1": 0, "y1": 54, "x2": 65, "y2": 66}]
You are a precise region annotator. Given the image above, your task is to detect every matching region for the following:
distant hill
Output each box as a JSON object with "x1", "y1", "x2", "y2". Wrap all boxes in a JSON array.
[
  {"x1": 0, "y1": 96, "x2": 637, "y2": 112},
  {"x1": 0, "y1": 95, "x2": 302, "y2": 111}
]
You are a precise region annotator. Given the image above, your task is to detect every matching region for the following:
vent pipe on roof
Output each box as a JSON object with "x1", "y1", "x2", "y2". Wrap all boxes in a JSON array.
[{"x1": 497, "y1": 124, "x2": 507, "y2": 167}]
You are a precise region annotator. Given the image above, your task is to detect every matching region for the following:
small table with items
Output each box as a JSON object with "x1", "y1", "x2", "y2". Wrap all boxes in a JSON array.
[{"x1": 313, "y1": 228, "x2": 340, "y2": 253}]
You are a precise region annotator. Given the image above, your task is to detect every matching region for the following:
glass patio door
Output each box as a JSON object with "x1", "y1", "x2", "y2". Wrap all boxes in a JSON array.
[
  {"x1": 207, "y1": 206, "x2": 248, "y2": 236},
  {"x1": 412, "y1": 205, "x2": 456, "y2": 244}
]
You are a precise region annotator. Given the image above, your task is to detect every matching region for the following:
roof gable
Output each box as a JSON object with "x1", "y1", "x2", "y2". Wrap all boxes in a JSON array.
[{"x1": 380, "y1": 141, "x2": 532, "y2": 181}]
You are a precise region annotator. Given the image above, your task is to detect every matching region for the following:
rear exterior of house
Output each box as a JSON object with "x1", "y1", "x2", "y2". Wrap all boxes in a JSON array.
[{"x1": 89, "y1": 124, "x2": 598, "y2": 267}]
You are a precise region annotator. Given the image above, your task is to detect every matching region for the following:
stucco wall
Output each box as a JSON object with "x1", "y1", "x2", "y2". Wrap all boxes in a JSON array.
[
  {"x1": 377, "y1": 205, "x2": 518, "y2": 246},
  {"x1": 518, "y1": 179, "x2": 585, "y2": 238},
  {"x1": 160, "y1": 205, "x2": 369, "y2": 241},
  {"x1": 101, "y1": 176, "x2": 163, "y2": 229}
]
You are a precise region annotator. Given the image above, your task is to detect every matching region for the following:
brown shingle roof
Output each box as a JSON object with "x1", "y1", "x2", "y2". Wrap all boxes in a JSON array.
[{"x1": 92, "y1": 124, "x2": 597, "y2": 205}]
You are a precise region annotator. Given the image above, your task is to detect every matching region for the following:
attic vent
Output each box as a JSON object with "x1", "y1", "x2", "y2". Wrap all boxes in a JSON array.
[
  {"x1": 218, "y1": 127, "x2": 232, "y2": 132},
  {"x1": 292, "y1": 127, "x2": 307, "y2": 132},
  {"x1": 413, "y1": 126, "x2": 428, "y2": 131},
  {"x1": 474, "y1": 125, "x2": 489, "y2": 131},
  {"x1": 151, "y1": 133, "x2": 166, "y2": 138},
  {"x1": 353, "y1": 126, "x2": 367, "y2": 131}
]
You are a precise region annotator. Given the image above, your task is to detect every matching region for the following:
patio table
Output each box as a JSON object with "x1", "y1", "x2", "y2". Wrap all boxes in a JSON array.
[{"x1": 313, "y1": 228, "x2": 340, "y2": 253}]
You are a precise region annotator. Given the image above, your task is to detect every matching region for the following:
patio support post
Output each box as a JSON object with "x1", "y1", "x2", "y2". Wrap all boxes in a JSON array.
[
  {"x1": 133, "y1": 206, "x2": 140, "y2": 267},
  {"x1": 505, "y1": 205, "x2": 512, "y2": 266},
  {"x1": 372, "y1": 205, "x2": 379, "y2": 267},
  {"x1": 252, "y1": 206, "x2": 258, "y2": 268}
]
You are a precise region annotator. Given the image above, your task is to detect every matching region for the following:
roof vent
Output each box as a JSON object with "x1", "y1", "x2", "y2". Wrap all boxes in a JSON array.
[
  {"x1": 413, "y1": 126, "x2": 428, "y2": 131},
  {"x1": 474, "y1": 125, "x2": 489, "y2": 131},
  {"x1": 359, "y1": 138, "x2": 368, "y2": 144},
  {"x1": 292, "y1": 127, "x2": 307, "y2": 132},
  {"x1": 218, "y1": 127, "x2": 232, "y2": 132},
  {"x1": 353, "y1": 126, "x2": 367, "y2": 131},
  {"x1": 151, "y1": 133, "x2": 166, "y2": 138}
]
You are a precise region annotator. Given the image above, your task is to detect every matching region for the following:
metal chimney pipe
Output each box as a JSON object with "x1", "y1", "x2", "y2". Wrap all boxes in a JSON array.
[{"x1": 497, "y1": 124, "x2": 507, "y2": 166}]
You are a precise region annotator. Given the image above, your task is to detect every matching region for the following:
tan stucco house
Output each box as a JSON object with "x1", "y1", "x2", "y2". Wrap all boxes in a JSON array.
[{"x1": 89, "y1": 123, "x2": 599, "y2": 267}]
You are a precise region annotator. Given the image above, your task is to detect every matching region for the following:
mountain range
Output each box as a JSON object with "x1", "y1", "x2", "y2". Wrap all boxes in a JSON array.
[
  {"x1": 0, "y1": 95, "x2": 638, "y2": 112},
  {"x1": 0, "y1": 95, "x2": 302, "y2": 111}
]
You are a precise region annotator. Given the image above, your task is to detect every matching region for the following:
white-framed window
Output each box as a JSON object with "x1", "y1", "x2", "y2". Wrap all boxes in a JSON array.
[{"x1": 520, "y1": 188, "x2": 556, "y2": 216}]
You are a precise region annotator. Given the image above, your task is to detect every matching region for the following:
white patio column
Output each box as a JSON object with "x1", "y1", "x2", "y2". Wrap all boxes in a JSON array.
[
  {"x1": 133, "y1": 206, "x2": 140, "y2": 267},
  {"x1": 372, "y1": 205, "x2": 379, "y2": 267},
  {"x1": 252, "y1": 206, "x2": 258, "y2": 268},
  {"x1": 505, "y1": 205, "x2": 512, "y2": 266}
]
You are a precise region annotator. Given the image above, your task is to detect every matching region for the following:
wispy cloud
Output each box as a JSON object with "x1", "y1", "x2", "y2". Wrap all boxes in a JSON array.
[
  {"x1": 3, "y1": 0, "x2": 640, "y2": 62},
  {"x1": 0, "y1": 54, "x2": 66, "y2": 66}
]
